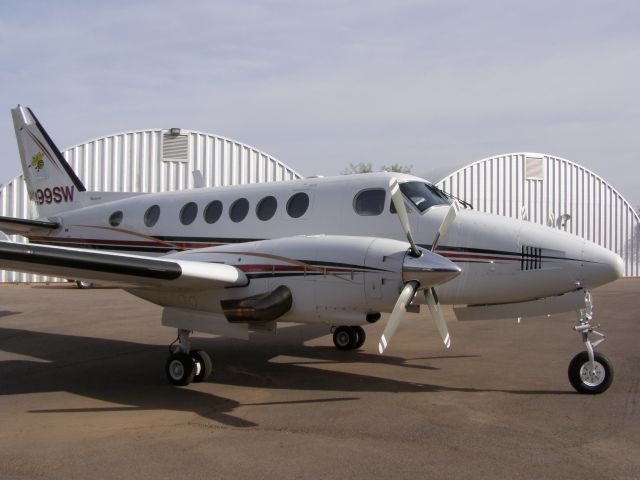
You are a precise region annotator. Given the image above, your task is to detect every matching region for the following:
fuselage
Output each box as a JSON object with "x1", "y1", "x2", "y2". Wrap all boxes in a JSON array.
[{"x1": 30, "y1": 172, "x2": 623, "y2": 306}]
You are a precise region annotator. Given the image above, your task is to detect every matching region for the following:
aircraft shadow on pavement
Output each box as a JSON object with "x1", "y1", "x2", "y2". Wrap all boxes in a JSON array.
[{"x1": 0, "y1": 325, "x2": 571, "y2": 426}]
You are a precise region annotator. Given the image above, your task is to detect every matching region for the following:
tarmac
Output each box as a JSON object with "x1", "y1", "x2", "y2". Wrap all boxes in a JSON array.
[{"x1": 0, "y1": 279, "x2": 638, "y2": 480}]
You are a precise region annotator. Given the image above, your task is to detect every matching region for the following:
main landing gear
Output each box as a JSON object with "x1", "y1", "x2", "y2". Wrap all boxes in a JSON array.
[
  {"x1": 332, "y1": 326, "x2": 366, "y2": 350},
  {"x1": 165, "y1": 329, "x2": 213, "y2": 386},
  {"x1": 568, "y1": 291, "x2": 614, "y2": 394}
]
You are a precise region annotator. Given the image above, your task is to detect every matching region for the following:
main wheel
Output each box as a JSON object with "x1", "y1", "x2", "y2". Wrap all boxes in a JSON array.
[
  {"x1": 568, "y1": 351, "x2": 614, "y2": 394},
  {"x1": 333, "y1": 326, "x2": 358, "y2": 350},
  {"x1": 191, "y1": 349, "x2": 213, "y2": 383},
  {"x1": 165, "y1": 352, "x2": 196, "y2": 386},
  {"x1": 353, "y1": 326, "x2": 366, "y2": 349}
]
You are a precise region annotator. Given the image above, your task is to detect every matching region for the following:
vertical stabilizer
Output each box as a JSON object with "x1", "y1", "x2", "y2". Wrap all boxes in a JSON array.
[{"x1": 12, "y1": 105, "x2": 86, "y2": 218}]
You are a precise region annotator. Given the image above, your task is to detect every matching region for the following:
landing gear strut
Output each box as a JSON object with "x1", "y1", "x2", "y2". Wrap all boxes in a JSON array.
[
  {"x1": 568, "y1": 291, "x2": 614, "y2": 394},
  {"x1": 332, "y1": 326, "x2": 366, "y2": 350},
  {"x1": 165, "y1": 329, "x2": 213, "y2": 386}
]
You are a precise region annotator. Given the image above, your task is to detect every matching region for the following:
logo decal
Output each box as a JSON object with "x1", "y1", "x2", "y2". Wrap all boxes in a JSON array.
[{"x1": 30, "y1": 152, "x2": 45, "y2": 171}]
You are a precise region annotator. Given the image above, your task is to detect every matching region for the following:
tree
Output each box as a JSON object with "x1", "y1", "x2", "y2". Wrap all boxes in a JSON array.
[
  {"x1": 342, "y1": 162, "x2": 412, "y2": 175},
  {"x1": 381, "y1": 163, "x2": 412, "y2": 174},
  {"x1": 342, "y1": 162, "x2": 374, "y2": 174}
]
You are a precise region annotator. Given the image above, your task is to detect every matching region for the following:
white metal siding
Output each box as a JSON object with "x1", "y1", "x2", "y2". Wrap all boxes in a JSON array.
[
  {"x1": 437, "y1": 153, "x2": 640, "y2": 276},
  {"x1": 0, "y1": 129, "x2": 302, "y2": 282}
]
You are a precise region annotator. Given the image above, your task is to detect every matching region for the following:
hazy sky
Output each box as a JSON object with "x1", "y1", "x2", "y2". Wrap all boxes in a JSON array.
[{"x1": 1, "y1": 1, "x2": 638, "y2": 206}]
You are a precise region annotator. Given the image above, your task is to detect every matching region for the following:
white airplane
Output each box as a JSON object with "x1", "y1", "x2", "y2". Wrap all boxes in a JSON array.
[{"x1": 0, "y1": 106, "x2": 623, "y2": 393}]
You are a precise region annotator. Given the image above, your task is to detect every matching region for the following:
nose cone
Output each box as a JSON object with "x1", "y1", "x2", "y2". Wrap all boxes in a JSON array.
[
  {"x1": 581, "y1": 241, "x2": 624, "y2": 288},
  {"x1": 402, "y1": 248, "x2": 461, "y2": 288}
]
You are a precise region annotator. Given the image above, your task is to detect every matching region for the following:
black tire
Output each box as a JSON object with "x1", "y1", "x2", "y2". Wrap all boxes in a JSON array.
[
  {"x1": 568, "y1": 351, "x2": 614, "y2": 394},
  {"x1": 165, "y1": 352, "x2": 196, "y2": 386},
  {"x1": 333, "y1": 326, "x2": 358, "y2": 350},
  {"x1": 191, "y1": 349, "x2": 213, "y2": 383},
  {"x1": 76, "y1": 280, "x2": 93, "y2": 289},
  {"x1": 353, "y1": 326, "x2": 366, "y2": 349}
]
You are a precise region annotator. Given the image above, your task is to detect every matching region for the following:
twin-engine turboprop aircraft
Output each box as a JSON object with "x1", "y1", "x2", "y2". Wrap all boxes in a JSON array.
[{"x1": 0, "y1": 106, "x2": 624, "y2": 393}]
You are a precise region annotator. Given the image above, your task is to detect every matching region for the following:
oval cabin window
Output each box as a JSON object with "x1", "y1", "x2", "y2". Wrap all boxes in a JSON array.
[
  {"x1": 286, "y1": 192, "x2": 309, "y2": 218},
  {"x1": 256, "y1": 196, "x2": 277, "y2": 221},
  {"x1": 144, "y1": 205, "x2": 160, "y2": 227},
  {"x1": 203, "y1": 200, "x2": 223, "y2": 224},
  {"x1": 109, "y1": 210, "x2": 123, "y2": 227},
  {"x1": 179, "y1": 202, "x2": 198, "y2": 225},
  {"x1": 229, "y1": 198, "x2": 249, "y2": 223}
]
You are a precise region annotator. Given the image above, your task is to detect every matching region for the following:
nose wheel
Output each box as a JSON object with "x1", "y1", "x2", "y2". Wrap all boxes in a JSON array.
[
  {"x1": 569, "y1": 291, "x2": 614, "y2": 394},
  {"x1": 568, "y1": 351, "x2": 613, "y2": 394},
  {"x1": 165, "y1": 329, "x2": 213, "y2": 386}
]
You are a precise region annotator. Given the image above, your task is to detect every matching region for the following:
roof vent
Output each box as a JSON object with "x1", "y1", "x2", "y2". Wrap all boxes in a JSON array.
[
  {"x1": 162, "y1": 131, "x2": 189, "y2": 162},
  {"x1": 525, "y1": 156, "x2": 544, "y2": 181}
]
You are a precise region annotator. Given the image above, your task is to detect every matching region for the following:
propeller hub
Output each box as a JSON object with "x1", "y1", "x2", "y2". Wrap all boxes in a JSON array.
[{"x1": 402, "y1": 248, "x2": 461, "y2": 288}]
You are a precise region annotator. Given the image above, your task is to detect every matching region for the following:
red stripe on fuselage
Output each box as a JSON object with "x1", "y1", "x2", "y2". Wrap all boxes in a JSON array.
[{"x1": 236, "y1": 264, "x2": 366, "y2": 274}]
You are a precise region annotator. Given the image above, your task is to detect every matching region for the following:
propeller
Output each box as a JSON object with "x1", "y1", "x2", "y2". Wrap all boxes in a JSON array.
[
  {"x1": 378, "y1": 178, "x2": 460, "y2": 354},
  {"x1": 389, "y1": 178, "x2": 421, "y2": 257},
  {"x1": 431, "y1": 200, "x2": 459, "y2": 252},
  {"x1": 425, "y1": 288, "x2": 450, "y2": 348},
  {"x1": 379, "y1": 281, "x2": 418, "y2": 354}
]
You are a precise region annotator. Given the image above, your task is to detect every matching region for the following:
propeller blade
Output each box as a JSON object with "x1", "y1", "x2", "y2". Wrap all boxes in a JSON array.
[
  {"x1": 431, "y1": 200, "x2": 460, "y2": 252},
  {"x1": 425, "y1": 288, "x2": 451, "y2": 348},
  {"x1": 379, "y1": 280, "x2": 418, "y2": 354},
  {"x1": 389, "y1": 178, "x2": 421, "y2": 257}
]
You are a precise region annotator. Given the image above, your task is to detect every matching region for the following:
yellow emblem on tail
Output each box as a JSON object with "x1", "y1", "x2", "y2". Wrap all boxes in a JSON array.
[{"x1": 30, "y1": 152, "x2": 44, "y2": 171}]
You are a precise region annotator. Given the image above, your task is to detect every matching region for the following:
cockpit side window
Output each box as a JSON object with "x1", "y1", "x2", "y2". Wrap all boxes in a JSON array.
[{"x1": 398, "y1": 182, "x2": 451, "y2": 212}]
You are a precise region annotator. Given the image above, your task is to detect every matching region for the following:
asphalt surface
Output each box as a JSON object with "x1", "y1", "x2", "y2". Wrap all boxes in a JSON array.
[{"x1": 0, "y1": 280, "x2": 638, "y2": 480}]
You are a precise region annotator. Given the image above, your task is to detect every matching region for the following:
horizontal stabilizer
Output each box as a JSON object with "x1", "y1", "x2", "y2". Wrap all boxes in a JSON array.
[
  {"x1": 0, "y1": 215, "x2": 60, "y2": 236},
  {"x1": 0, "y1": 240, "x2": 247, "y2": 289}
]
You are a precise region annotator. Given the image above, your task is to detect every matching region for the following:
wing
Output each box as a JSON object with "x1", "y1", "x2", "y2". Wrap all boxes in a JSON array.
[
  {"x1": 0, "y1": 215, "x2": 60, "y2": 236},
  {"x1": 0, "y1": 240, "x2": 247, "y2": 289}
]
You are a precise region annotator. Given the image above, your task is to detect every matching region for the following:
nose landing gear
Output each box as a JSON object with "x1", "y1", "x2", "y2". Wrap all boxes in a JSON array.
[
  {"x1": 568, "y1": 292, "x2": 614, "y2": 394},
  {"x1": 165, "y1": 329, "x2": 213, "y2": 386}
]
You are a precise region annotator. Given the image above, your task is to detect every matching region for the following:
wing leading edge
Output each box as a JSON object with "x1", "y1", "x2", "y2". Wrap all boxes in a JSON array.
[{"x1": 0, "y1": 240, "x2": 247, "y2": 288}]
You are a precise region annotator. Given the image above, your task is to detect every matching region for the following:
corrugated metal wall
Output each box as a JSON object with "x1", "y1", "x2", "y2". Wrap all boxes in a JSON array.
[
  {"x1": 436, "y1": 153, "x2": 640, "y2": 276},
  {"x1": 0, "y1": 129, "x2": 302, "y2": 282}
]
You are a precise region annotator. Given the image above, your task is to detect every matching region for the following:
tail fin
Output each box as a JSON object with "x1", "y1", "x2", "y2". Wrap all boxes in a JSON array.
[{"x1": 12, "y1": 105, "x2": 86, "y2": 217}]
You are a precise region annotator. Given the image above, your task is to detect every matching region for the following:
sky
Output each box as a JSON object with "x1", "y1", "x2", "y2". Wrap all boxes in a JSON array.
[{"x1": 1, "y1": 0, "x2": 639, "y2": 206}]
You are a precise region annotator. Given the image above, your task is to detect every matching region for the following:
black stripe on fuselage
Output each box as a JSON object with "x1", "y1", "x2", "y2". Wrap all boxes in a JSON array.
[{"x1": 156, "y1": 236, "x2": 261, "y2": 244}]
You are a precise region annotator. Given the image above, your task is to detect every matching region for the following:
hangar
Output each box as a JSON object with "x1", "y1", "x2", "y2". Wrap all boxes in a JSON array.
[
  {"x1": 435, "y1": 152, "x2": 639, "y2": 276},
  {"x1": 0, "y1": 128, "x2": 302, "y2": 282}
]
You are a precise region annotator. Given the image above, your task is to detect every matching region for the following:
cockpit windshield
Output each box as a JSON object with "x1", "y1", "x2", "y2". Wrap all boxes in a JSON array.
[{"x1": 399, "y1": 182, "x2": 451, "y2": 212}]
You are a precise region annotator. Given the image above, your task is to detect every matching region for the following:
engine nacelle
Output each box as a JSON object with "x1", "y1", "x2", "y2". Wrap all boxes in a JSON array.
[{"x1": 168, "y1": 235, "x2": 409, "y2": 326}]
